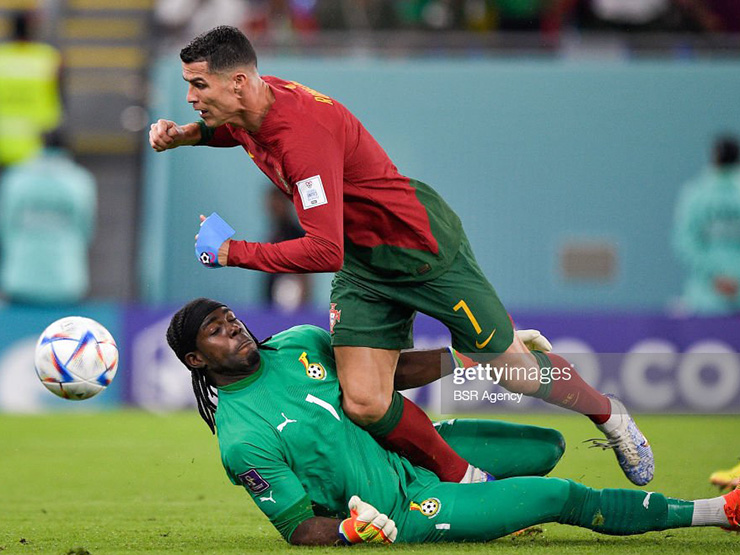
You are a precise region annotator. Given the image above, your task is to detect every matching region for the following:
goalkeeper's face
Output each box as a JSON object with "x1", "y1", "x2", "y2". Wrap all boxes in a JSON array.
[{"x1": 192, "y1": 307, "x2": 260, "y2": 378}]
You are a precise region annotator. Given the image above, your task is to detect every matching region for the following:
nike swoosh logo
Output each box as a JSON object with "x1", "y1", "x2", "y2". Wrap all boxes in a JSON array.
[{"x1": 475, "y1": 329, "x2": 496, "y2": 349}]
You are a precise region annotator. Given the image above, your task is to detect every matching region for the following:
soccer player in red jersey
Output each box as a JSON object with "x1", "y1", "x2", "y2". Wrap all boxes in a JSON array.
[{"x1": 149, "y1": 26, "x2": 653, "y2": 486}]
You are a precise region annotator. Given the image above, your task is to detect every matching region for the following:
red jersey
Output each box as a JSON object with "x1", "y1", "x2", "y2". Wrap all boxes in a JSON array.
[{"x1": 199, "y1": 76, "x2": 462, "y2": 281}]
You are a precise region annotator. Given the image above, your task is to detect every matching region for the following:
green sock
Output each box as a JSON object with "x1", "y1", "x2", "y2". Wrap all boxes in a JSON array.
[
  {"x1": 560, "y1": 481, "x2": 694, "y2": 535},
  {"x1": 530, "y1": 350, "x2": 553, "y2": 398}
]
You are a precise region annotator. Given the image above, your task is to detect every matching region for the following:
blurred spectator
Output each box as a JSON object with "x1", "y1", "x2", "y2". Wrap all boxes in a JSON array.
[
  {"x1": 571, "y1": 0, "x2": 740, "y2": 34},
  {"x1": 673, "y1": 135, "x2": 740, "y2": 315},
  {"x1": 574, "y1": 0, "x2": 679, "y2": 32},
  {"x1": 153, "y1": 0, "x2": 740, "y2": 39},
  {"x1": 155, "y1": 0, "x2": 250, "y2": 46},
  {"x1": 0, "y1": 138, "x2": 97, "y2": 304},
  {"x1": 0, "y1": 11, "x2": 62, "y2": 168},
  {"x1": 493, "y1": 0, "x2": 552, "y2": 32},
  {"x1": 673, "y1": 0, "x2": 740, "y2": 34},
  {"x1": 317, "y1": 0, "x2": 398, "y2": 31},
  {"x1": 155, "y1": 0, "x2": 319, "y2": 44},
  {"x1": 264, "y1": 187, "x2": 312, "y2": 310}
]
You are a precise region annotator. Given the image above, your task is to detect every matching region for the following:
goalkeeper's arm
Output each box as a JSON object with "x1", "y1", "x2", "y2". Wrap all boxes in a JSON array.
[
  {"x1": 290, "y1": 496, "x2": 397, "y2": 546},
  {"x1": 394, "y1": 329, "x2": 553, "y2": 390},
  {"x1": 290, "y1": 516, "x2": 346, "y2": 546}
]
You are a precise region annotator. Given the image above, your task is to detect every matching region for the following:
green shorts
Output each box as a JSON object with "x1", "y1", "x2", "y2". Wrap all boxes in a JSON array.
[
  {"x1": 330, "y1": 235, "x2": 514, "y2": 353},
  {"x1": 394, "y1": 419, "x2": 567, "y2": 543},
  {"x1": 397, "y1": 475, "x2": 573, "y2": 543}
]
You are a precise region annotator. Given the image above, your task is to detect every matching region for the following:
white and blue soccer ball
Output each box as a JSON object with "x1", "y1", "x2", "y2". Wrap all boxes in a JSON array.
[{"x1": 34, "y1": 316, "x2": 119, "y2": 400}]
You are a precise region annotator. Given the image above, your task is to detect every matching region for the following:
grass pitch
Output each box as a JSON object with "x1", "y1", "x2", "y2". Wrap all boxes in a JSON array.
[{"x1": 2, "y1": 411, "x2": 738, "y2": 554}]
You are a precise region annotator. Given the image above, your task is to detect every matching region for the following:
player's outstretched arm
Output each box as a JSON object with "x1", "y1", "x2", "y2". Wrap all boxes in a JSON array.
[
  {"x1": 394, "y1": 347, "x2": 449, "y2": 390},
  {"x1": 394, "y1": 329, "x2": 552, "y2": 390},
  {"x1": 148, "y1": 119, "x2": 201, "y2": 151},
  {"x1": 290, "y1": 516, "x2": 345, "y2": 546}
]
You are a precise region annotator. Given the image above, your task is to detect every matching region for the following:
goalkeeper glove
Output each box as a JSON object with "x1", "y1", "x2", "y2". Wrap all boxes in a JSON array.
[
  {"x1": 448, "y1": 329, "x2": 553, "y2": 368},
  {"x1": 516, "y1": 329, "x2": 553, "y2": 352},
  {"x1": 195, "y1": 212, "x2": 235, "y2": 268},
  {"x1": 338, "y1": 496, "x2": 397, "y2": 545}
]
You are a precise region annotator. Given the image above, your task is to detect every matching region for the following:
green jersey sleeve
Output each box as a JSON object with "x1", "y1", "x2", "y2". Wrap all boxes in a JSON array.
[{"x1": 222, "y1": 438, "x2": 315, "y2": 542}]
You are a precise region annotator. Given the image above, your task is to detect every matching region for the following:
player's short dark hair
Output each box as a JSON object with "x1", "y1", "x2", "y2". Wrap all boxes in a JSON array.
[
  {"x1": 179, "y1": 25, "x2": 257, "y2": 72},
  {"x1": 713, "y1": 135, "x2": 739, "y2": 168}
]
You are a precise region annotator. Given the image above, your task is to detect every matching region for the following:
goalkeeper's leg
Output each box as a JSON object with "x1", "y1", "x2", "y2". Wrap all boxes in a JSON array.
[
  {"x1": 434, "y1": 418, "x2": 565, "y2": 478},
  {"x1": 402, "y1": 477, "x2": 739, "y2": 543}
]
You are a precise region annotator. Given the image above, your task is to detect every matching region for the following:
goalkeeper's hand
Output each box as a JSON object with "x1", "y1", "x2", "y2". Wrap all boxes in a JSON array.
[
  {"x1": 338, "y1": 496, "x2": 397, "y2": 545},
  {"x1": 516, "y1": 329, "x2": 553, "y2": 352}
]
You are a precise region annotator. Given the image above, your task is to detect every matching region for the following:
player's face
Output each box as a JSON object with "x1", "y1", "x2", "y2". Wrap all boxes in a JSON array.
[
  {"x1": 194, "y1": 307, "x2": 260, "y2": 375},
  {"x1": 182, "y1": 61, "x2": 241, "y2": 127}
]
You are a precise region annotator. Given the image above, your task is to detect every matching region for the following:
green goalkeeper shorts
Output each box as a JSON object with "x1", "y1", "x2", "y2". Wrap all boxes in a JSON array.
[
  {"x1": 397, "y1": 475, "x2": 575, "y2": 543},
  {"x1": 330, "y1": 234, "x2": 514, "y2": 353},
  {"x1": 395, "y1": 418, "x2": 567, "y2": 543}
]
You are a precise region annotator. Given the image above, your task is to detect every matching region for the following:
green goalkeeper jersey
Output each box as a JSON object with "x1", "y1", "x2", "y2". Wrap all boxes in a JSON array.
[{"x1": 215, "y1": 325, "x2": 435, "y2": 542}]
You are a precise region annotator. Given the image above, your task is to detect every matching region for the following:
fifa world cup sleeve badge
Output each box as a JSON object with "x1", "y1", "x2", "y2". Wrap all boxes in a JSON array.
[{"x1": 238, "y1": 469, "x2": 270, "y2": 494}]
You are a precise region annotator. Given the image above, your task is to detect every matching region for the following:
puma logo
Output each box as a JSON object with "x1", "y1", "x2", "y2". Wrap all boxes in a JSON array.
[
  {"x1": 260, "y1": 491, "x2": 276, "y2": 503},
  {"x1": 277, "y1": 413, "x2": 297, "y2": 432}
]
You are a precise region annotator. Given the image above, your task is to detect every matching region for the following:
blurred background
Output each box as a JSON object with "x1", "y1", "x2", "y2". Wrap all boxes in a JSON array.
[{"x1": 1, "y1": 0, "x2": 740, "y2": 415}]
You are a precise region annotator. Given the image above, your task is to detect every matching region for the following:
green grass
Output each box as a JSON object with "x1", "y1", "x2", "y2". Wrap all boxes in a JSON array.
[{"x1": 1, "y1": 411, "x2": 739, "y2": 554}]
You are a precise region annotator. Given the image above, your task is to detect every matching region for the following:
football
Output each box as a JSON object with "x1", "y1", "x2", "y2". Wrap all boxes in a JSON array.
[{"x1": 34, "y1": 316, "x2": 119, "y2": 400}]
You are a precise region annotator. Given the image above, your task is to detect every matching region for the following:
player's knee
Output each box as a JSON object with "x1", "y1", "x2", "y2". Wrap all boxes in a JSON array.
[
  {"x1": 540, "y1": 429, "x2": 566, "y2": 474},
  {"x1": 342, "y1": 394, "x2": 390, "y2": 426}
]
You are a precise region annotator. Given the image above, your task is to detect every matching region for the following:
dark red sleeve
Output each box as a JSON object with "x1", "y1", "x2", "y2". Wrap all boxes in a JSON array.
[{"x1": 227, "y1": 122, "x2": 345, "y2": 273}]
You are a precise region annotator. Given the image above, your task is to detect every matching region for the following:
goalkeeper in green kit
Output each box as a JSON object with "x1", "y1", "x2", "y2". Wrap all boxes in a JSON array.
[{"x1": 166, "y1": 298, "x2": 740, "y2": 546}]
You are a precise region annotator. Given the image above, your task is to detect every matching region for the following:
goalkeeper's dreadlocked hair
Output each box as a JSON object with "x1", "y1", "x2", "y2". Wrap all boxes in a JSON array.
[
  {"x1": 191, "y1": 364, "x2": 218, "y2": 434},
  {"x1": 166, "y1": 298, "x2": 266, "y2": 435}
]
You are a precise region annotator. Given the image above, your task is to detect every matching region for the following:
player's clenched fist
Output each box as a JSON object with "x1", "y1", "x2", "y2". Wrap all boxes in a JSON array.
[
  {"x1": 338, "y1": 495, "x2": 397, "y2": 544},
  {"x1": 149, "y1": 119, "x2": 185, "y2": 151}
]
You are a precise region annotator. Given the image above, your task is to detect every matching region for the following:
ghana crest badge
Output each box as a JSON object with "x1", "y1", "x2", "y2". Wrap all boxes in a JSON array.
[
  {"x1": 299, "y1": 351, "x2": 326, "y2": 380},
  {"x1": 410, "y1": 497, "x2": 441, "y2": 518}
]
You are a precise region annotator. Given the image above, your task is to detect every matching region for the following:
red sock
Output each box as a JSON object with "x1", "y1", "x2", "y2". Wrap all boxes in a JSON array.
[
  {"x1": 452, "y1": 347, "x2": 611, "y2": 424},
  {"x1": 383, "y1": 397, "x2": 469, "y2": 482},
  {"x1": 543, "y1": 353, "x2": 611, "y2": 424}
]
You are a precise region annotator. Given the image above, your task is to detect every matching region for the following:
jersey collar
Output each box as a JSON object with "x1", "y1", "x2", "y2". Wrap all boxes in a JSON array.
[{"x1": 217, "y1": 357, "x2": 267, "y2": 392}]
